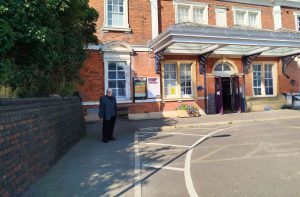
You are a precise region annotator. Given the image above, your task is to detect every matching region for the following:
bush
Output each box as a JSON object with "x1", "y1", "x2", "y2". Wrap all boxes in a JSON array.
[
  {"x1": 0, "y1": 0, "x2": 98, "y2": 97},
  {"x1": 177, "y1": 103, "x2": 200, "y2": 116}
]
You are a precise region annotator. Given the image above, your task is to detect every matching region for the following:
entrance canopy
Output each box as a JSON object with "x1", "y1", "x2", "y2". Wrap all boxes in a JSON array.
[{"x1": 150, "y1": 23, "x2": 300, "y2": 57}]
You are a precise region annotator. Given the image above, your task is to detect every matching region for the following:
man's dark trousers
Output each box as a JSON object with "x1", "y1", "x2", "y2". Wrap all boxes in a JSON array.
[{"x1": 102, "y1": 116, "x2": 116, "y2": 142}]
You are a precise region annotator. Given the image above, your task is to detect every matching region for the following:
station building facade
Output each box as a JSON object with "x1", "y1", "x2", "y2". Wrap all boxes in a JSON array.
[{"x1": 78, "y1": 0, "x2": 300, "y2": 118}]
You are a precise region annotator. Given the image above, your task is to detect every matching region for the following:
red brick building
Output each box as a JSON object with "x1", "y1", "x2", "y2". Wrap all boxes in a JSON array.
[{"x1": 78, "y1": 0, "x2": 300, "y2": 118}]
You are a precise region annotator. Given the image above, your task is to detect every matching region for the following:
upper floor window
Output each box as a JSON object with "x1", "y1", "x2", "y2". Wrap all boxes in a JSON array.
[
  {"x1": 233, "y1": 8, "x2": 261, "y2": 28},
  {"x1": 102, "y1": 0, "x2": 130, "y2": 32},
  {"x1": 215, "y1": 7, "x2": 227, "y2": 27},
  {"x1": 107, "y1": 0, "x2": 124, "y2": 27},
  {"x1": 175, "y1": 2, "x2": 208, "y2": 24},
  {"x1": 298, "y1": 16, "x2": 300, "y2": 31},
  {"x1": 294, "y1": 12, "x2": 300, "y2": 31}
]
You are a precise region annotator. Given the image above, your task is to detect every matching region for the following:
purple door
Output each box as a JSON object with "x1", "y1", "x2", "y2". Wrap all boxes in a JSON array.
[
  {"x1": 231, "y1": 76, "x2": 241, "y2": 113},
  {"x1": 215, "y1": 77, "x2": 223, "y2": 114}
]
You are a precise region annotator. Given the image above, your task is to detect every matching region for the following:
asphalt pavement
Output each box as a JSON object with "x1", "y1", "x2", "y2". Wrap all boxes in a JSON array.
[{"x1": 22, "y1": 109, "x2": 300, "y2": 197}]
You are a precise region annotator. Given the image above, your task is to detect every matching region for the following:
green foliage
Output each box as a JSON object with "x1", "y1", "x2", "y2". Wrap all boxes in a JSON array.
[
  {"x1": 177, "y1": 103, "x2": 200, "y2": 116},
  {"x1": 0, "y1": 0, "x2": 98, "y2": 97}
]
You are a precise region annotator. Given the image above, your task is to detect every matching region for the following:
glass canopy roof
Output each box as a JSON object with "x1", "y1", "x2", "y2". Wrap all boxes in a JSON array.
[{"x1": 150, "y1": 23, "x2": 300, "y2": 57}]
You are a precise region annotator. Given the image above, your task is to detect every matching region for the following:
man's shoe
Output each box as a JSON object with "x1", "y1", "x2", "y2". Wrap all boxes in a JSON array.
[
  {"x1": 109, "y1": 137, "x2": 116, "y2": 141},
  {"x1": 102, "y1": 140, "x2": 109, "y2": 143}
]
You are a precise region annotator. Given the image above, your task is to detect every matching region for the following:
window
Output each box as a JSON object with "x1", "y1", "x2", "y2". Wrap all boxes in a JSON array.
[
  {"x1": 294, "y1": 12, "x2": 300, "y2": 31},
  {"x1": 108, "y1": 62, "x2": 127, "y2": 97},
  {"x1": 298, "y1": 16, "x2": 300, "y2": 31},
  {"x1": 177, "y1": 5, "x2": 189, "y2": 23},
  {"x1": 233, "y1": 8, "x2": 261, "y2": 28},
  {"x1": 107, "y1": 0, "x2": 124, "y2": 27},
  {"x1": 252, "y1": 64, "x2": 262, "y2": 96},
  {"x1": 164, "y1": 64, "x2": 177, "y2": 97},
  {"x1": 163, "y1": 62, "x2": 195, "y2": 98},
  {"x1": 103, "y1": 0, "x2": 130, "y2": 32},
  {"x1": 215, "y1": 8, "x2": 227, "y2": 27},
  {"x1": 213, "y1": 62, "x2": 235, "y2": 77},
  {"x1": 175, "y1": 3, "x2": 208, "y2": 24},
  {"x1": 264, "y1": 64, "x2": 273, "y2": 95},
  {"x1": 252, "y1": 63, "x2": 275, "y2": 96},
  {"x1": 180, "y1": 64, "x2": 192, "y2": 95}
]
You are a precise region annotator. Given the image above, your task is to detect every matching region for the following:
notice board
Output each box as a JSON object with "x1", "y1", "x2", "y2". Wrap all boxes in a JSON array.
[{"x1": 133, "y1": 77, "x2": 147, "y2": 100}]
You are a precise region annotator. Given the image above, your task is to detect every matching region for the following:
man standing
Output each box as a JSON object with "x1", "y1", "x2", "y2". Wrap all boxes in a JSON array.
[{"x1": 98, "y1": 88, "x2": 117, "y2": 143}]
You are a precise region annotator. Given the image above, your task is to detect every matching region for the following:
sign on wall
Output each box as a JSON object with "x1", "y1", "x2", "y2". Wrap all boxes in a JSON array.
[
  {"x1": 133, "y1": 77, "x2": 147, "y2": 100},
  {"x1": 147, "y1": 77, "x2": 161, "y2": 99}
]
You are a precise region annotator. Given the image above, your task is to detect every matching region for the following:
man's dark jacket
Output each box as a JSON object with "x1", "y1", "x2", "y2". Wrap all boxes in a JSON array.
[{"x1": 98, "y1": 95, "x2": 117, "y2": 120}]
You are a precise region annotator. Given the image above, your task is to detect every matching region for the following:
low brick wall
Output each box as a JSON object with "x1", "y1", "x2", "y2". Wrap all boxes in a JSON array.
[{"x1": 0, "y1": 97, "x2": 85, "y2": 197}]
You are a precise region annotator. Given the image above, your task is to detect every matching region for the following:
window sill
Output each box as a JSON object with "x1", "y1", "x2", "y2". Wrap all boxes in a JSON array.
[
  {"x1": 247, "y1": 95, "x2": 277, "y2": 99},
  {"x1": 101, "y1": 26, "x2": 132, "y2": 33}
]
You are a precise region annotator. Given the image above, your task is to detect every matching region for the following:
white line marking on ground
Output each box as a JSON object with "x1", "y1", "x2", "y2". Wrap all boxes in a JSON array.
[
  {"x1": 184, "y1": 125, "x2": 239, "y2": 197},
  {"x1": 134, "y1": 132, "x2": 142, "y2": 197},
  {"x1": 144, "y1": 142, "x2": 189, "y2": 148},
  {"x1": 289, "y1": 126, "x2": 300, "y2": 129},
  {"x1": 139, "y1": 131, "x2": 206, "y2": 137},
  {"x1": 143, "y1": 164, "x2": 185, "y2": 172}
]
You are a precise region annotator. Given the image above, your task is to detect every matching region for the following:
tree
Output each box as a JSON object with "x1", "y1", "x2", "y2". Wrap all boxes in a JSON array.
[{"x1": 0, "y1": 0, "x2": 98, "y2": 97}]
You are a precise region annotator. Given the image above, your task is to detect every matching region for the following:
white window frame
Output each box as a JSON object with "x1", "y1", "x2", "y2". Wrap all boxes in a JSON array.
[
  {"x1": 102, "y1": 0, "x2": 131, "y2": 32},
  {"x1": 233, "y1": 7, "x2": 262, "y2": 28},
  {"x1": 162, "y1": 60, "x2": 196, "y2": 99},
  {"x1": 251, "y1": 62, "x2": 277, "y2": 97},
  {"x1": 215, "y1": 7, "x2": 227, "y2": 27},
  {"x1": 174, "y1": 1, "x2": 208, "y2": 25},
  {"x1": 293, "y1": 11, "x2": 300, "y2": 31},
  {"x1": 104, "y1": 52, "x2": 131, "y2": 101}
]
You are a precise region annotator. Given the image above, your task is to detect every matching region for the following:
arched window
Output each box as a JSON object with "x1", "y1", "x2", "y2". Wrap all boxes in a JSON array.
[
  {"x1": 213, "y1": 62, "x2": 235, "y2": 77},
  {"x1": 214, "y1": 63, "x2": 232, "y2": 72}
]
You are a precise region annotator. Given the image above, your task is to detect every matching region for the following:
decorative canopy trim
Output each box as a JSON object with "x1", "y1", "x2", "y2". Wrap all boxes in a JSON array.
[
  {"x1": 281, "y1": 53, "x2": 300, "y2": 78},
  {"x1": 242, "y1": 53, "x2": 262, "y2": 74},
  {"x1": 199, "y1": 51, "x2": 213, "y2": 74}
]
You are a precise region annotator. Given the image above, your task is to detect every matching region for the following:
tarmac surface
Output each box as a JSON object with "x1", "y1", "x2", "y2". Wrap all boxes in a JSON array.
[{"x1": 22, "y1": 109, "x2": 300, "y2": 197}]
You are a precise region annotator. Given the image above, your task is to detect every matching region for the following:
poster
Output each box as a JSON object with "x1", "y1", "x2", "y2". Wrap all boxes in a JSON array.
[
  {"x1": 147, "y1": 77, "x2": 161, "y2": 98},
  {"x1": 134, "y1": 77, "x2": 147, "y2": 99}
]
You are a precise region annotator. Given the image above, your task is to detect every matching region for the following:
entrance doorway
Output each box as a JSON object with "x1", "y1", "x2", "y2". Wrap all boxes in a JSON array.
[
  {"x1": 215, "y1": 76, "x2": 240, "y2": 114},
  {"x1": 213, "y1": 61, "x2": 241, "y2": 114}
]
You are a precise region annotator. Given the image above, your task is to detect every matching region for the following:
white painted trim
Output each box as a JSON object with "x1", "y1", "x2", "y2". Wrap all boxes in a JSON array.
[
  {"x1": 174, "y1": 2, "x2": 208, "y2": 25},
  {"x1": 85, "y1": 44, "x2": 102, "y2": 50},
  {"x1": 117, "y1": 99, "x2": 133, "y2": 104},
  {"x1": 212, "y1": 59, "x2": 239, "y2": 77},
  {"x1": 104, "y1": 52, "x2": 131, "y2": 100},
  {"x1": 132, "y1": 45, "x2": 150, "y2": 52},
  {"x1": 215, "y1": 7, "x2": 228, "y2": 27},
  {"x1": 82, "y1": 101, "x2": 99, "y2": 106},
  {"x1": 294, "y1": 11, "x2": 300, "y2": 31},
  {"x1": 251, "y1": 61, "x2": 278, "y2": 97},
  {"x1": 273, "y1": 5, "x2": 282, "y2": 30},
  {"x1": 82, "y1": 99, "x2": 133, "y2": 105},
  {"x1": 103, "y1": 0, "x2": 130, "y2": 30},
  {"x1": 232, "y1": 7, "x2": 262, "y2": 28},
  {"x1": 101, "y1": 26, "x2": 132, "y2": 33},
  {"x1": 135, "y1": 99, "x2": 162, "y2": 103},
  {"x1": 150, "y1": 0, "x2": 159, "y2": 39}
]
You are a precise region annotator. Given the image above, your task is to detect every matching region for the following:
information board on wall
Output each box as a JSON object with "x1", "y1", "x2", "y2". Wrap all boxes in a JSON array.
[
  {"x1": 147, "y1": 77, "x2": 161, "y2": 99},
  {"x1": 133, "y1": 77, "x2": 147, "y2": 100}
]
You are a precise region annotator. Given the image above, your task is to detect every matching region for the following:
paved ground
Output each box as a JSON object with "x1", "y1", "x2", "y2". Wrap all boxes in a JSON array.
[
  {"x1": 137, "y1": 119, "x2": 300, "y2": 197},
  {"x1": 22, "y1": 109, "x2": 300, "y2": 197}
]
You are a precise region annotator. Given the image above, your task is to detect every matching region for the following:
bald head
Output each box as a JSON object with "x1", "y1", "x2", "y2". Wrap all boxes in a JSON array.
[{"x1": 106, "y1": 88, "x2": 113, "y2": 97}]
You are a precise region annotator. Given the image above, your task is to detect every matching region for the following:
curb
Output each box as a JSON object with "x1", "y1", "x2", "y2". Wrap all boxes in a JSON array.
[{"x1": 138, "y1": 115, "x2": 300, "y2": 132}]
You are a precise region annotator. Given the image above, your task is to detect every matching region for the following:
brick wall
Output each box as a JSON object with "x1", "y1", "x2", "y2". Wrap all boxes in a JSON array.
[
  {"x1": 0, "y1": 97, "x2": 85, "y2": 197},
  {"x1": 77, "y1": 50, "x2": 104, "y2": 102}
]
